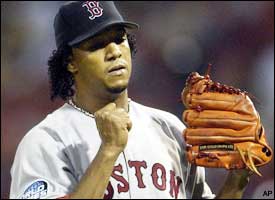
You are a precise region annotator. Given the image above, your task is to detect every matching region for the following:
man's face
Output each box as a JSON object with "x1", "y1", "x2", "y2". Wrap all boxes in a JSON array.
[{"x1": 70, "y1": 26, "x2": 132, "y2": 96}]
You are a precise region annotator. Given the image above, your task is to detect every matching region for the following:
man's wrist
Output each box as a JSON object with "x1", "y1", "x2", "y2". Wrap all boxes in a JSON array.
[
  {"x1": 99, "y1": 145, "x2": 123, "y2": 159},
  {"x1": 226, "y1": 169, "x2": 252, "y2": 189}
]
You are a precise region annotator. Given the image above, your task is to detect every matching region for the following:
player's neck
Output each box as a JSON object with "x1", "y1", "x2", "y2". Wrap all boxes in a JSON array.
[{"x1": 73, "y1": 89, "x2": 129, "y2": 114}]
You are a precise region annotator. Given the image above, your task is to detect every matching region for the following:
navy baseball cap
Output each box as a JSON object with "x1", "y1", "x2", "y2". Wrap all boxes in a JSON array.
[{"x1": 54, "y1": 1, "x2": 139, "y2": 48}]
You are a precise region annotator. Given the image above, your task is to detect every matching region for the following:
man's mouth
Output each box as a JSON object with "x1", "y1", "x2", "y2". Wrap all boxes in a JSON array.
[{"x1": 108, "y1": 65, "x2": 127, "y2": 75}]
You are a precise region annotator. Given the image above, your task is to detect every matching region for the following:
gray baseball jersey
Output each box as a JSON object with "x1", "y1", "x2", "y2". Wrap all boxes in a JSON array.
[{"x1": 10, "y1": 100, "x2": 215, "y2": 199}]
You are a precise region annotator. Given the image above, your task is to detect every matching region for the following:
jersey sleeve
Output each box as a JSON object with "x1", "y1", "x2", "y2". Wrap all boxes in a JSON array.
[{"x1": 9, "y1": 127, "x2": 78, "y2": 199}]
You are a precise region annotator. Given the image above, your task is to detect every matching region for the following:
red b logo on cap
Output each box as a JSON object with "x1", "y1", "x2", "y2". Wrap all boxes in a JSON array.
[{"x1": 82, "y1": 1, "x2": 103, "y2": 20}]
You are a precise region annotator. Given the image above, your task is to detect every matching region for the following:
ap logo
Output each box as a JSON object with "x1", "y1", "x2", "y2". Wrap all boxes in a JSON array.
[{"x1": 82, "y1": 1, "x2": 103, "y2": 20}]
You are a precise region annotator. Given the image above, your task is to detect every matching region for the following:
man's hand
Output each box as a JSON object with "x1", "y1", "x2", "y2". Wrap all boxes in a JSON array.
[
  {"x1": 70, "y1": 103, "x2": 132, "y2": 199},
  {"x1": 94, "y1": 103, "x2": 132, "y2": 155}
]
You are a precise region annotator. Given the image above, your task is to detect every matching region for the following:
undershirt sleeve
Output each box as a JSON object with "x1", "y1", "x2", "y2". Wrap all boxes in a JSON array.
[{"x1": 191, "y1": 166, "x2": 216, "y2": 199}]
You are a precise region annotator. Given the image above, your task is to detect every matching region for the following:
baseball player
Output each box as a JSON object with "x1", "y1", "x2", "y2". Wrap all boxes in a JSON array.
[{"x1": 10, "y1": 1, "x2": 253, "y2": 199}]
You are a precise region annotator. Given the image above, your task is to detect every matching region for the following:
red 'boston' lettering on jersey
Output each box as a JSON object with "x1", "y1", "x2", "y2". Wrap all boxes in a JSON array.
[
  {"x1": 103, "y1": 182, "x2": 114, "y2": 199},
  {"x1": 111, "y1": 164, "x2": 129, "y2": 193},
  {"x1": 104, "y1": 161, "x2": 183, "y2": 198},
  {"x1": 151, "y1": 163, "x2": 166, "y2": 191},
  {"x1": 128, "y1": 160, "x2": 147, "y2": 188},
  {"x1": 169, "y1": 170, "x2": 183, "y2": 199}
]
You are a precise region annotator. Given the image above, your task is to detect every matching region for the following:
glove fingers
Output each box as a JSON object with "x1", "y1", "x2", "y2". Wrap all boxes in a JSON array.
[
  {"x1": 184, "y1": 127, "x2": 256, "y2": 145},
  {"x1": 183, "y1": 110, "x2": 257, "y2": 130},
  {"x1": 185, "y1": 92, "x2": 256, "y2": 115}
]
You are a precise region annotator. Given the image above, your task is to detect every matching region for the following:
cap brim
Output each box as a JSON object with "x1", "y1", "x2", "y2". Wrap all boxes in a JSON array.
[{"x1": 69, "y1": 21, "x2": 139, "y2": 47}]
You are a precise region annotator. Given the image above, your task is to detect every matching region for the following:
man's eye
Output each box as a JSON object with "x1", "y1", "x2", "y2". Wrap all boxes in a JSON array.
[
  {"x1": 86, "y1": 36, "x2": 126, "y2": 51},
  {"x1": 88, "y1": 42, "x2": 105, "y2": 51}
]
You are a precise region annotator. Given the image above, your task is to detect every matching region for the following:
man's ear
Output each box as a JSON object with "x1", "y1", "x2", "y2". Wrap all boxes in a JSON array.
[
  {"x1": 67, "y1": 55, "x2": 78, "y2": 74},
  {"x1": 67, "y1": 63, "x2": 78, "y2": 74}
]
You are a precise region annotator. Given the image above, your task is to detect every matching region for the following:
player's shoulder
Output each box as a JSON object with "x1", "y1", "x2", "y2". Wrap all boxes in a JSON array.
[
  {"x1": 131, "y1": 100, "x2": 176, "y2": 117},
  {"x1": 17, "y1": 103, "x2": 73, "y2": 150},
  {"x1": 29, "y1": 103, "x2": 72, "y2": 131},
  {"x1": 130, "y1": 99, "x2": 186, "y2": 149},
  {"x1": 130, "y1": 100, "x2": 185, "y2": 128}
]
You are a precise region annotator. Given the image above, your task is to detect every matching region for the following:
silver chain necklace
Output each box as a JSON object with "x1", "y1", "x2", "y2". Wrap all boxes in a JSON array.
[
  {"x1": 68, "y1": 99, "x2": 95, "y2": 118},
  {"x1": 68, "y1": 98, "x2": 131, "y2": 118}
]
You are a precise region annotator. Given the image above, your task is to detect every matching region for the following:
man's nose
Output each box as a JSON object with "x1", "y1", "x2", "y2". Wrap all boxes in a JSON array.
[{"x1": 105, "y1": 42, "x2": 122, "y2": 61}]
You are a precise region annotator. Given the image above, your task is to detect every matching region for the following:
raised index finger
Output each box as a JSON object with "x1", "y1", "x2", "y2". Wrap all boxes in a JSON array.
[{"x1": 95, "y1": 102, "x2": 116, "y2": 117}]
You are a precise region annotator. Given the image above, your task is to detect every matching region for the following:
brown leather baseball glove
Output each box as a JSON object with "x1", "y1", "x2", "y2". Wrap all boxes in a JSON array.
[{"x1": 181, "y1": 71, "x2": 273, "y2": 176}]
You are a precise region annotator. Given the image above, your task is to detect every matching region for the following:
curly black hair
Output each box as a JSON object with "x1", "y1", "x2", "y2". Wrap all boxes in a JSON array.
[{"x1": 48, "y1": 33, "x2": 137, "y2": 101}]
